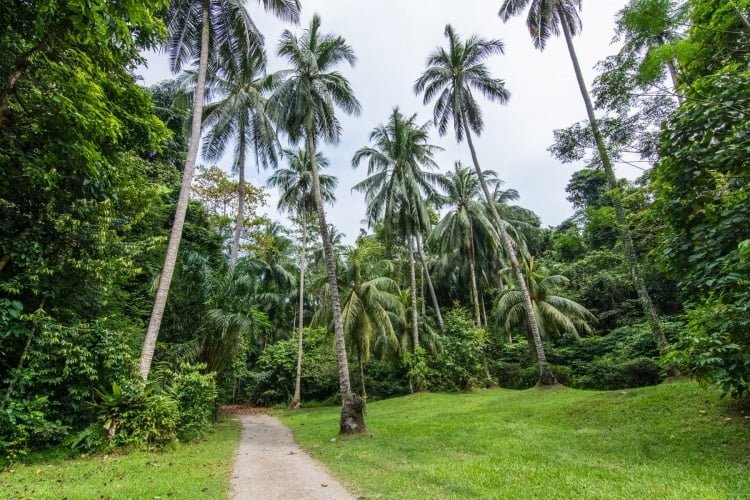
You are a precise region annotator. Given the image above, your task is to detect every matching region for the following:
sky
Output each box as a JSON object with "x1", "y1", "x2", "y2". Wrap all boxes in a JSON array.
[{"x1": 136, "y1": 1, "x2": 635, "y2": 243}]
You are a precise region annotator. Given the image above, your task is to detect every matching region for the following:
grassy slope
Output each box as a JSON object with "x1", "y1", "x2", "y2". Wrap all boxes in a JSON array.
[
  {"x1": 0, "y1": 417, "x2": 240, "y2": 499},
  {"x1": 280, "y1": 382, "x2": 750, "y2": 499}
]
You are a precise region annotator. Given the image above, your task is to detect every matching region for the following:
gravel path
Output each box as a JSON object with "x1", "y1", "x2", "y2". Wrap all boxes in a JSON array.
[{"x1": 231, "y1": 413, "x2": 354, "y2": 500}]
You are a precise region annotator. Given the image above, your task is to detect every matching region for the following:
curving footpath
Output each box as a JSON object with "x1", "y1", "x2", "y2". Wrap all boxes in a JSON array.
[{"x1": 231, "y1": 413, "x2": 354, "y2": 500}]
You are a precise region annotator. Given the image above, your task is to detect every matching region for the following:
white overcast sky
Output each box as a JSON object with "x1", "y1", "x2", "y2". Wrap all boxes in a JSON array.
[{"x1": 136, "y1": 1, "x2": 635, "y2": 242}]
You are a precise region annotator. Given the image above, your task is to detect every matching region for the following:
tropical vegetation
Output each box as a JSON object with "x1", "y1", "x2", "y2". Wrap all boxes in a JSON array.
[{"x1": 2, "y1": 3, "x2": 749, "y2": 495}]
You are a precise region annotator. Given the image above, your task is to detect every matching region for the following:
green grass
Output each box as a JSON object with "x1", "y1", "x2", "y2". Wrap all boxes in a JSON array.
[
  {"x1": 280, "y1": 382, "x2": 750, "y2": 499},
  {"x1": 0, "y1": 417, "x2": 240, "y2": 499}
]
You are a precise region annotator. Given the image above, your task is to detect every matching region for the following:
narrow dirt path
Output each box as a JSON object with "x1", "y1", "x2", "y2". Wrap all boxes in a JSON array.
[{"x1": 231, "y1": 413, "x2": 354, "y2": 500}]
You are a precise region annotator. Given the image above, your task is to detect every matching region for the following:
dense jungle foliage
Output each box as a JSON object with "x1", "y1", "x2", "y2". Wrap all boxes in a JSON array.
[{"x1": 1, "y1": 0, "x2": 748, "y2": 457}]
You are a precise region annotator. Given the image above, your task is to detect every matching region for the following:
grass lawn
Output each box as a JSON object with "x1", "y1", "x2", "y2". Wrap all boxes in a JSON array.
[
  {"x1": 0, "y1": 417, "x2": 240, "y2": 499},
  {"x1": 280, "y1": 381, "x2": 750, "y2": 499}
]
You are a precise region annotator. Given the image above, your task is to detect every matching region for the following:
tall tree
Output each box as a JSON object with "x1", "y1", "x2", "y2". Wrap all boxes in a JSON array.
[
  {"x1": 316, "y1": 238, "x2": 403, "y2": 401},
  {"x1": 200, "y1": 48, "x2": 281, "y2": 268},
  {"x1": 414, "y1": 25, "x2": 556, "y2": 385},
  {"x1": 139, "y1": 0, "x2": 300, "y2": 380},
  {"x1": 352, "y1": 108, "x2": 445, "y2": 344},
  {"x1": 431, "y1": 162, "x2": 502, "y2": 326},
  {"x1": 498, "y1": 0, "x2": 670, "y2": 353},
  {"x1": 268, "y1": 148, "x2": 337, "y2": 409},
  {"x1": 269, "y1": 14, "x2": 366, "y2": 433}
]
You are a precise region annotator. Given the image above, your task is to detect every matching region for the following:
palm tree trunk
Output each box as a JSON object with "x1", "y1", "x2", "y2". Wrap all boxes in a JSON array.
[
  {"x1": 306, "y1": 130, "x2": 365, "y2": 434},
  {"x1": 421, "y1": 265, "x2": 426, "y2": 316},
  {"x1": 480, "y1": 294, "x2": 488, "y2": 328},
  {"x1": 666, "y1": 60, "x2": 683, "y2": 105},
  {"x1": 139, "y1": 0, "x2": 211, "y2": 380},
  {"x1": 357, "y1": 344, "x2": 367, "y2": 401},
  {"x1": 461, "y1": 113, "x2": 556, "y2": 386},
  {"x1": 0, "y1": 254, "x2": 9, "y2": 273},
  {"x1": 229, "y1": 122, "x2": 246, "y2": 268},
  {"x1": 406, "y1": 232, "x2": 420, "y2": 350},
  {"x1": 468, "y1": 229, "x2": 481, "y2": 327},
  {"x1": 557, "y1": 6, "x2": 669, "y2": 353},
  {"x1": 415, "y1": 233, "x2": 443, "y2": 328},
  {"x1": 290, "y1": 215, "x2": 307, "y2": 410}
]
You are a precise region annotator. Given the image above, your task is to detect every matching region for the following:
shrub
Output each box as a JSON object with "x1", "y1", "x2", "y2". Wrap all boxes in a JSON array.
[
  {"x1": 493, "y1": 363, "x2": 571, "y2": 389},
  {"x1": 70, "y1": 381, "x2": 179, "y2": 452},
  {"x1": 168, "y1": 364, "x2": 218, "y2": 441},
  {"x1": 0, "y1": 397, "x2": 66, "y2": 462},
  {"x1": 574, "y1": 357, "x2": 664, "y2": 390},
  {"x1": 427, "y1": 309, "x2": 488, "y2": 391},
  {"x1": 247, "y1": 328, "x2": 338, "y2": 406}
]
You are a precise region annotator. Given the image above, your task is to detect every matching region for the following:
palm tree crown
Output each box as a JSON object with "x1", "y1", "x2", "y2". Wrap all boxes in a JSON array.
[
  {"x1": 496, "y1": 257, "x2": 596, "y2": 341},
  {"x1": 269, "y1": 148, "x2": 338, "y2": 216},
  {"x1": 414, "y1": 24, "x2": 510, "y2": 141},
  {"x1": 498, "y1": 0, "x2": 582, "y2": 51},
  {"x1": 269, "y1": 13, "x2": 361, "y2": 144},
  {"x1": 352, "y1": 107, "x2": 442, "y2": 239}
]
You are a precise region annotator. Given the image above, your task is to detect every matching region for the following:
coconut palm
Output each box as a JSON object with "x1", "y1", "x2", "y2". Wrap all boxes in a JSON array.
[
  {"x1": 268, "y1": 14, "x2": 366, "y2": 433},
  {"x1": 415, "y1": 25, "x2": 556, "y2": 385},
  {"x1": 268, "y1": 148, "x2": 337, "y2": 409},
  {"x1": 498, "y1": 0, "x2": 669, "y2": 352},
  {"x1": 352, "y1": 108, "x2": 445, "y2": 345},
  {"x1": 199, "y1": 49, "x2": 282, "y2": 268},
  {"x1": 315, "y1": 238, "x2": 403, "y2": 400},
  {"x1": 431, "y1": 162, "x2": 502, "y2": 326},
  {"x1": 139, "y1": 0, "x2": 300, "y2": 380},
  {"x1": 496, "y1": 257, "x2": 596, "y2": 352}
]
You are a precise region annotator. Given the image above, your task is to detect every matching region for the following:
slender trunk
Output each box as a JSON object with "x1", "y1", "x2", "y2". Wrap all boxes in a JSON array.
[
  {"x1": 461, "y1": 113, "x2": 556, "y2": 386},
  {"x1": 666, "y1": 61, "x2": 683, "y2": 105},
  {"x1": 0, "y1": 254, "x2": 10, "y2": 273},
  {"x1": 480, "y1": 294, "x2": 488, "y2": 329},
  {"x1": 468, "y1": 229, "x2": 481, "y2": 327},
  {"x1": 2, "y1": 299, "x2": 45, "y2": 410},
  {"x1": 558, "y1": 6, "x2": 668, "y2": 353},
  {"x1": 357, "y1": 345, "x2": 367, "y2": 401},
  {"x1": 229, "y1": 122, "x2": 247, "y2": 268},
  {"x1": 420, "y1": 265, "x2": 426, "y2": 316},
  {"x1": 406, "y1": 232, "x2": 419, "y2": 350},
  {"x1": 415, "y1": 233, "x2": 443, "y2": 328},
  {"x1": 290, "y1": 216, "x2": 307, "y2": 410},
  {"x1": 139, "y1": 0, "x2": 211, "y2": 380},
  {"x1": 306, "y1": 130, "x2": 365, "y2": 434}
]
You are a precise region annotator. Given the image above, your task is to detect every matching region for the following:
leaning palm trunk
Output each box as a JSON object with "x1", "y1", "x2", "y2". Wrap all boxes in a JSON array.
[
  {"x1": 290, "y1": 215, "x2": 307, "y2": 410},
  {"x1": 468, "y1": 229, "x2": 481, "y2": 326},
  {"x1": 229, "y1": 123, "x2": 246, "y2": 268},
  {"x1": 461, "y1": 113, "x2": 556, "y2": 386},
  {"x1": 406, "y1": 233, "x2": 420, "y2": 350},
  {"x1": 139, "y1": 3, "x2": 210, "y2": 380},
  {"x1": 306, "y1": 130, "x2": 365, "y2": 433},
  {"x1": 557, "y1": 6, "x2": 668, "y2": 353},
  {"x1": 415, "y1": 233, "x2": 443, "y2": 328}
]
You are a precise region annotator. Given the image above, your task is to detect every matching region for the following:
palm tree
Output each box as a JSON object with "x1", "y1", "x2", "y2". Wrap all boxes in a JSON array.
[
  {"x1": 431, "y1": 162, "x2": 502, "y2": 326},
  {"x1": 352, "y1": 108, "x2": 445, "y2": 346},
  {"x1": 415, "y1": 25, "x2": 556, "y2": 385},
  {"x1": 268, "y1": 14, "x2": 366, "y2": 433},
  {"x1": 139, "y1": 0, "x2": 300, "y2": 380},
  {"x1": 498, "y1": 0, "x2": 669, "y2": 353},
  {"x1": 496, "y1": 257, "x2": 596, "y2": 352},
  {"x1": 268, "y1": 148, "x2": 337, "y2": 409},
  {"x1": 316, "y1": 238, "x2": 403, "y2": 401},
  {"x1": 200, "y1": 48, "x2": 282, "y2": 268}
]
